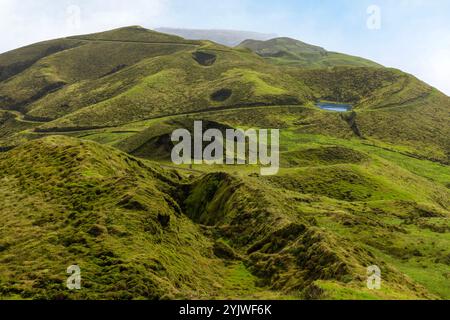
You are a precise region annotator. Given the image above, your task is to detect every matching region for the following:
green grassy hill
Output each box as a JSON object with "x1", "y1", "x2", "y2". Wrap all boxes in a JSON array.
[
  {"x1": 238, "y1": 37, "x2": 381, "y2": 68},
  {"x1": 289, "y1": 67, "x2": 450, "y2": 162},
  {"x1": 1, "y1": 136, "x2": 448, "y2": 300},
  {"x1": 1, "y1": 27, "x2": 448, "y2": 163},
  {"x1": 0, "y1": 27, "x2": 449, "y2": 300}
]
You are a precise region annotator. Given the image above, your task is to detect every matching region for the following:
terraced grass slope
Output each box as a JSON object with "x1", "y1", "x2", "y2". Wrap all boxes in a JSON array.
[{"x1": 0, "y1": 26, "x2": 198, "y2": 107}]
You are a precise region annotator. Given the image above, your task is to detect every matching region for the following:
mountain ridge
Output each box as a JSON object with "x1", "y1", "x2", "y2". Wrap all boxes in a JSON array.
[
  {"x1": 238, "y1": 37, "x2": 382, "y2": 68},
  {"x1": 1, "y1": 135, "x2": 447, "y2": 299}
]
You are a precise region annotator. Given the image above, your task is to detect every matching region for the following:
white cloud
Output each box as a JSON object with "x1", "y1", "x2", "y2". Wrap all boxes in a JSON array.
[
  {"x1": 418, "y1": 48, "x2": 450, "y2": 96},
  {"x1": 404, "y1": 29, "x2": 450, "y2": 96},
  {"x1": 74, "y1": 0, "x2": 169, "y2": 30},
  {"x1": 0, "y1": 0, "x2": 170, "y2": 53}
]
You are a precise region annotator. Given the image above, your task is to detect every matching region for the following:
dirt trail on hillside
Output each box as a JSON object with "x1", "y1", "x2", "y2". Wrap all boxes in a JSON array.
[
  {"x1": 6, "y1": 110, "x2": 49, "y2": 124},
  {"x1": 68, "y1": 37, "x2": 200, "y2": 47}
]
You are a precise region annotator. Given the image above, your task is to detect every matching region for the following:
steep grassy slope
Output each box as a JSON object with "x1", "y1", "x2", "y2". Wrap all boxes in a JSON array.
[
  {"x1": 172, "y1": 121, "x2": 450, "y2": 299},
  {"x1": 0, "y1": 30, "x2": 314, "y2": 136},
  {"x1": 290, "y1": 67, "x2": 433, "y2": 108},
  {"x1": 238, "y1": 38, "x2": 381, "y2": 68},
  {"x1": 0, "y1": 27, "x2": 448, "y2": 164},
  {"x1": 0, "y1": 26, "x2": 200, "y2": 113},
  {"x1": 288, "y1": 67, "x2": 450, "y2": 162},
  {"x1": 30, "y1": 49, "x2": 310, "y2": 131},
  {"x1": 237, "y1": 38, "x2": 449, "y2": 162},
  {"x1": 0, "y1": 39, "x2": 83, "y2": 83},
  {"x1": 1, "y1": 136, "x2": 448, "y2": 300},
  {"x1": 0, "y1": 136, "x2": 292, "y2": 300}
]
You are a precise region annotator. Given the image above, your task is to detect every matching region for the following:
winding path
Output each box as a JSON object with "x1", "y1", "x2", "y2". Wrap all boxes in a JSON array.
[
  {"x1": 5, "y1": 110, "x2": 49, "y2": 124},
  {"x1": 68, "y1": 37, "x2": 200, "y2": 47},
  {"x1": 30, "y1": 104, "x2": 310, "y2": 135}
]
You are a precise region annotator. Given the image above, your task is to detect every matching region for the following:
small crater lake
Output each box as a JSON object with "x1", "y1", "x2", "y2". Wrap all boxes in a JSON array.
[{"x1": 316, "y1": 102, "x2": 352, "y2": 112}]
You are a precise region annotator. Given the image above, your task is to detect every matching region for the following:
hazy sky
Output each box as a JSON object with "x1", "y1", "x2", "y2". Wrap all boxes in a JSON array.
[{"x1": 1, "y1": 0, "x2": 449, "y2": 95}]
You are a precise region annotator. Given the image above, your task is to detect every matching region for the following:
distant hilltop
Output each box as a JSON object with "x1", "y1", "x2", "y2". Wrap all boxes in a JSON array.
[{"x1": 155, "y1": 27, "x2": 277, "y2": 47}]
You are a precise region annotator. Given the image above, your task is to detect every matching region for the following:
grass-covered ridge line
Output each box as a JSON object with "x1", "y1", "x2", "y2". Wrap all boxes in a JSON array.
[
  {"x1": 0, "y1": 27, "x2": 448, "y2": 164},
  {"x1": 238, "y1": 37, "x2": 381, "y2": 68},
  {"x1": 1, "y1": 136, "x2": 448, "y2": 299}
]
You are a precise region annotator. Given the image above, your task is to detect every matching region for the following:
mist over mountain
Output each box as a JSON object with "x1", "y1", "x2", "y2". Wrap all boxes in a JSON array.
[{"x1": 155, "y1": 27, "x2": 277, "y2": 47}]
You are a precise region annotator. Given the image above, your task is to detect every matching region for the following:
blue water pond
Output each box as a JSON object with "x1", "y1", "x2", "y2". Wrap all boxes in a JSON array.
[{"x1": 316, "y1": 102, "x2": 352, "y2": 112}]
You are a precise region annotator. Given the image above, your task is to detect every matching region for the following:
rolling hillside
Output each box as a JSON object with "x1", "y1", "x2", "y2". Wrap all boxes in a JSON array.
[
  {"x1": 238, "y1": 37, "x2": 381, "y2": 68},
  {"x1": 1, "y1": 136, "x2": 448, "y2": 299},
  {"x1": 0, "y1": 27, "x2": 447, "y2": 163},
  {"x1": 0, "y1": 26, "x2": 449, "y2": 300}
]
